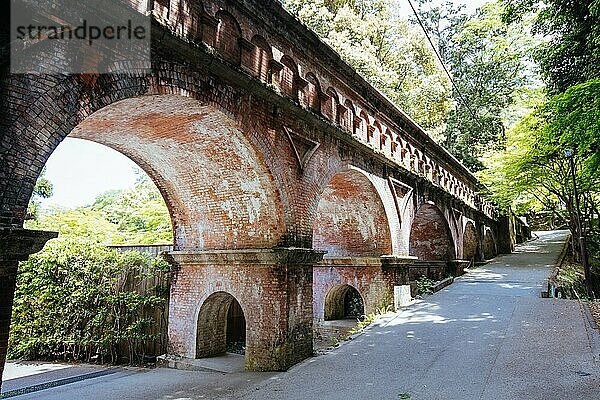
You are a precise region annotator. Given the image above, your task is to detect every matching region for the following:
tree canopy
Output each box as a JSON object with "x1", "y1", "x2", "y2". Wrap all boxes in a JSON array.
[
  {"x1": 416, "y1": 0, "x2": 537, "y2": 170},
  {"x1": 283, "y1": 0, "x2": 452, "y2": 137},
  {"x1": 26, "y1": 172, "x2": 173, "y2": 245},
  {"x1": 479, "y1": 79, "x2": 600, "y2": 237},
  {"x1": 503, "y1": 0, "x2": 600, "y2": 94}
]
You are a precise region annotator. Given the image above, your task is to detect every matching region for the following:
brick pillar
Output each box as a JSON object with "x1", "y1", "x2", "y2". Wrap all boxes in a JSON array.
[
  {"x1": 167, "y1": 248, "x2": 324, "y2": 371},
  {"x1": 0, "y1": 228, "x2": 57, "y2": 390}
]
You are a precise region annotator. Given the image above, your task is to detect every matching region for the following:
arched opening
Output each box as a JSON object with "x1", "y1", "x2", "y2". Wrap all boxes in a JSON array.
[
  {"x1": 196, "y1": 292, "x2": 246, "y2": 357},
  {"x1": 312, "y1": 168, "x2": 392, "y2": 257},
  {"x1": 358, "y1": 110, "x2": 369, "y2": 141},
  {"x1": 463, "y1": 221, "x2": 478, "y2": 262},
  {"x1": 409, "y1": 203, "x2": 456, "y2": 261},
  {"x1": 303, "y1": 73, "x2": 322, "y2": 113},
  {"x1": 343, "y1": 99, "x2": 356, "y2": 135},
  {"x1": 325, "y1": 87, "x2": 339, "y2": 124},
  {"x1": 278, "y1": 55, "x2": 299, "y2": 99},
  {"x1": 250, "y1": 35, "x2": 272, "y2": 82},
  {"x1": 215, "y1": 10, "x2": 242, "y2": 64},
  {"x1": 483, "y1": 229, "x2": 497, "y2": 260},
  {"x1": 324, "y1": 284, "x2": 364, "y2": 321},
  {"x1": 70, "y1": 94, "x2": 286, "y2": 250},
  {"x1": 8, "y1": 93, "x2": 288, "y2": 366}
]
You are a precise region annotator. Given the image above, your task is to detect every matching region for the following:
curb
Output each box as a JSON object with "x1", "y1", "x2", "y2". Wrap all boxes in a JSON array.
[{"x1": 0, "y1": 368, "x2": 122, "y2": 399}]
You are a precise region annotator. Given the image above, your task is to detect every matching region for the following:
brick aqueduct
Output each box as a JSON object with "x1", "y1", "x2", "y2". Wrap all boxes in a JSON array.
[{"x1": 0, "y1": 0, "x2": 527, "y2": 383}]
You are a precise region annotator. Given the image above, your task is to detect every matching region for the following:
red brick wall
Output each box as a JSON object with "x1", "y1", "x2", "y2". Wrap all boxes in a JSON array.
[
  {"x1": 409, "y1": 203, "x2": 455, "y2": 261},
  {"x1": 215, "y1": 11, "x2": 242, "y2": 64},
  {"x1": 483, "y1": 229, "x2": 497, "y2": 259},
  {"x1": 168, "y1": 257, "x2": 313, "y2": 371},
  {"x1": 313, "y1": 170, "x2": 392, "y2": 257},
  {"x1": 313, "y1": 264, "x2": 393, "y2": 323}
]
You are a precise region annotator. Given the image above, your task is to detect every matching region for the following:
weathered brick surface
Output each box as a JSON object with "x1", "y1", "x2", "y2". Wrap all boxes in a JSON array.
[
  {"x1": 71, "y1": 95, "x2": 285, "y2": 251},
  {"x1": 313, "y1": 264, "x2": 392, "y2": 323},
  {"x1": 409, "y1": 203, "x2": 456, "y2": 261},
  {"x1": 313, "y1": 169, "x2": 392, "y2": 257},
  {"x1": 168, "y1": 250, "x2": 316, "y2": 371}
]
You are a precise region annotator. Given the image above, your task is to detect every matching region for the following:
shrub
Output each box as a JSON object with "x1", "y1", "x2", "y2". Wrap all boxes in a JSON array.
[{"x1": 8, "y1": 238, "x2": 171, "y2": 364}]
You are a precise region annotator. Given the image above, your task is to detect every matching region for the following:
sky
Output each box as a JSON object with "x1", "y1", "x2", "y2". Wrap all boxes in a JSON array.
[
  {"x1": 40, "y1": 0, "x2": 488, "y2": 209},
  {"x1": 41, "y1": 138, "x2": 139, "y2": 209}
]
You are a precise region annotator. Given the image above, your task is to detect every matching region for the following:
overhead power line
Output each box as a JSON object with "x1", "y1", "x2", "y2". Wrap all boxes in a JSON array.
[{"x1": 405, "y1": 0, "x2": 482, "y2": 126}]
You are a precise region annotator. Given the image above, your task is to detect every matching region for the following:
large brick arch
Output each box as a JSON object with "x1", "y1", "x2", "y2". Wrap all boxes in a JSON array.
[
  {"x1": 70, "y1": 95, "x2": 286, "y2": 250},
  {"x1": 409, "y1": 203, "x2": 456, "y2": 261},
  {"x1": 0, "y1": 69, "x2": 305, "y2": 246},
  {"x1": 312, "y1": 168, "x2": 393, "y2": 257},
  {"x1": 0, "y1": 73, "x2": 150, "y2": 227}
]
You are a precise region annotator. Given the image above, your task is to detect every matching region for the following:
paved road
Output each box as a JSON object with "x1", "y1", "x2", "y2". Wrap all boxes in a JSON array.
[
  {"x1": 3, "y1": 230, "x2": 598, "y2": 399},
  {"x1": 240, "y1": 230, "x2": 599, "y2": 400}
]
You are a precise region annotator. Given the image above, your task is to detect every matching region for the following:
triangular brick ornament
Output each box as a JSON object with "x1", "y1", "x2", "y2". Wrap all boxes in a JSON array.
[
  {"x1": 388, "y1": 177, "x2": 413, "y2": 223},
  {"x1": 284, "y1": 127, "x2": 320, "y2": 171}
]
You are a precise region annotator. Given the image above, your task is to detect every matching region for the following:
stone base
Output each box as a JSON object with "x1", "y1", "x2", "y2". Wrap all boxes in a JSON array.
[
  {"x1": 157, "y1": 354, "x2": 244, "y2": 373},
  {"x1": 394, "y1": 285, "x2": 412, "y2": 309}
]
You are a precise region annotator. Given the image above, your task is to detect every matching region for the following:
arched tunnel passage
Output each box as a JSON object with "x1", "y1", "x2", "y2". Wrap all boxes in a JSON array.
[
  {"x1": 324, "y1": 284, "x2": 365, "y2": 321},
  {"x1": 196, "y1": 292, "x2": 246, "y2": 358}
]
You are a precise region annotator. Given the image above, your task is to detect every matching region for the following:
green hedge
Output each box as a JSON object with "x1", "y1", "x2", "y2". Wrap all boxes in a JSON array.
[{"x1": 8, "y1": 238, "x2": 171, "y2": 364}]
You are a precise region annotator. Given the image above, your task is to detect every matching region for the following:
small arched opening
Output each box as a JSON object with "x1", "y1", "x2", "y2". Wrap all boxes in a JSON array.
[
  {"x1": 196, "y1": 291, "x2": 246, "y2": 358},
  {"x1": 250, "y1": 35, "x2": 272, "y2": 82},
  {"x1": 215, "y1": 11, "x2": 242, "y2": 64},
  {"x1": 324, "y1": 284, "x2": 364, "y2": 321}
]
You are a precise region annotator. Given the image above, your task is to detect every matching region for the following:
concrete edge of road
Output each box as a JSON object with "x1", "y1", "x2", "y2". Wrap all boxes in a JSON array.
[
  {"x1": 0, "y1": 368, "x2": 124, "y2": 399},
  {"x1": 580, "y1": 301, "x2": 600, "y2": 364}
]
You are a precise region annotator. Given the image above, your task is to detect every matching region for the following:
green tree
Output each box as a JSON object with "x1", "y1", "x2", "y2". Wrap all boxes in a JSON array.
[
  {"x1": 479, "y1": 79, "x2": 600, "y2": 243},
  {"x1": 90, "y1": 174, "x2": 173, "y2": 244},
  {"x1": 9, "y1": 238, "x2": 171, "y2": 363},
  {"x1": 416, "y1": 0, "x2": 537, "y2": 171},
  {"x1": 26, "y1": 167, "x2": 53, "y2": 221},
  {"x1": 503, "y1": 0, "x2": 600, "y2": 94},
  {"x1": 26, "y1": 172, "x2": 173, "y2": 245},
  {"x1": 283, "y1": 0, "x2": 452, "y2": 137}
]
